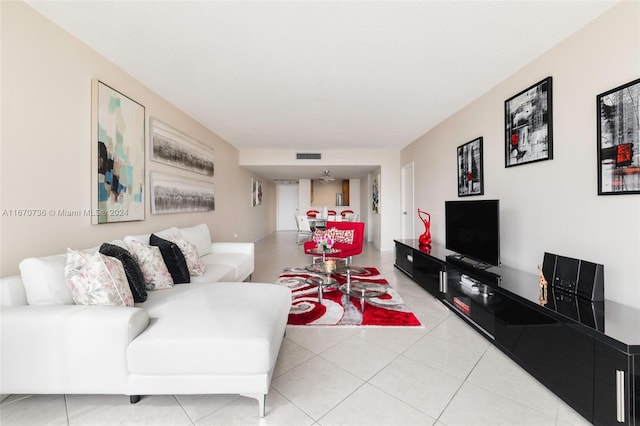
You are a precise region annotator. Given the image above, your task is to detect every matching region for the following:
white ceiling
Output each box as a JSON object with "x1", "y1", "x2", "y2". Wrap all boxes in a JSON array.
[{"x1": 26, "y1": 0, "x2": 618, "y2": 181}]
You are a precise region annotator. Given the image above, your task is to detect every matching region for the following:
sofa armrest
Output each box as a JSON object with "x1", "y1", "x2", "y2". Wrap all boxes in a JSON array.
[
  {"x1": 0, "y1": 305, "x2": 149, "y2": 394},
  {"x1": 210, "y1": 242, "x2": 255, "y2": 256}
]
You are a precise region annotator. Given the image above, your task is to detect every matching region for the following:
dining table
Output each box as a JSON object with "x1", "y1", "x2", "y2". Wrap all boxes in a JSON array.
[{"x1": 308, "y1": 218, "x2": 327, "y2": 231}]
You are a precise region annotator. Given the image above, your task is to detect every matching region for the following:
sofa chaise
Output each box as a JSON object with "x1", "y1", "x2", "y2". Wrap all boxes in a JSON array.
[{"x1": 0, "y1": 223, "x2": 291, "y2": 417}]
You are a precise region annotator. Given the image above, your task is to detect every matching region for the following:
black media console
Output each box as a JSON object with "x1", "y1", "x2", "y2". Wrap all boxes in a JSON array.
[{"x1": 394, "y1": 239, "x2": 639, "y2": 426}]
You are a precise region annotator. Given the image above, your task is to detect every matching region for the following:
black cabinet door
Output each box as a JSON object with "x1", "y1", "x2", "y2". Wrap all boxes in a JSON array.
[
  {"x1": 413, "y1": 251, "x2": 444, "y2": 298},
  {"x1": 394, "y1": 243, "x2": 413, "y2": 276},
  {"x1": 494, "y1": 292, "x2": 594, "y2": 422},
  {"x1": 593, "y1": 341, "x2": 632, "y2": 426}
]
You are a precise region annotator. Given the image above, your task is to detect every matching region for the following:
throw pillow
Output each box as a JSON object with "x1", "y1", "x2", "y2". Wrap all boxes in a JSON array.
[
  {"x1": 64, "y1": 248, "x2": 134, "y2": 307},
  {"x1": 323, "y1": 227, "x2": 355, "y2": 244},
  {"x1": 166, "y1": 232, "x2": 206, "y2": 276},
  {"x1": 127, "y1": 239, "x2": 174, "y2": 290},
  {"x1": 99, "y1": 243, "x2": 147, "y2": 303},
  {"x1": 19, "y1": 254, "x2": 75, "y2": 305},
  {"x1": 149, "y1": 234, "x2": 190, "y2": 284},
  {"x1": 332, "y1": 229, "x2": 355, "y2": 244},
  {"x1": 178, "y1": 224, "x2": 212, "y2": 256},
  {"x1": 312, "y1": 229, "x2": 326, "y2": 240}
]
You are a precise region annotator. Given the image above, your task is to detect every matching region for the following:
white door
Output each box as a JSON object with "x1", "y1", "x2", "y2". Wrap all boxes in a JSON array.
[
  {"x1": 401, "y1": 162, "x2": 415, "y2": 240},
  {"x1": 276, "y1": 183, "x2": 299, "y2": 230}
]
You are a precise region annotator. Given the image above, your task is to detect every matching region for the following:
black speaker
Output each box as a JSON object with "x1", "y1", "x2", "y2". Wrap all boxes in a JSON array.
[
  {"x1": 553, "y1": 255, "x2": 579, "y2": 293},
  {"x1": 577, "y1": 260, "x2": 604, "y2": 302},
  {"x1": 542, "y1": 252, "x2": 604, "y2": 301},
  {"x1": 541, "y1": 252, "x2": 557, "y2": 286}
]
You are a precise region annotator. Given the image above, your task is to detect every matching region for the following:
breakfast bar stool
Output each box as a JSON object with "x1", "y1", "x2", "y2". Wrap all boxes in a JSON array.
[{"x1": 340, "y1": 209, "x2": 354, "y2": 218}]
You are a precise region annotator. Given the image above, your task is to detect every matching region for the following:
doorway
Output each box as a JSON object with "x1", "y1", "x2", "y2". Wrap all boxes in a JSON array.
[
  {"x1": 401, "y1": 162, "x2": 415, "y2": 240},
  {"x1": 276, "y1": 183, "x2": 300, "y2": 231}
]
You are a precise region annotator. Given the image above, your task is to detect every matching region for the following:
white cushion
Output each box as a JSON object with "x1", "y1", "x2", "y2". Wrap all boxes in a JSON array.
[
  {"x1": 128, "y1": 283, "x2": 291, "y2": 375},
  {"x1": 0, "y1": 275, "x2": 28, "y2": 306},
  {"x1": 178, "y1": 224, "x2": 212, "y2": 256},
  {"x1": 190, "y1": 264, "x2": 235, "y2": 283},
  {"x1": 201, "y1": 253, "x2": 252, "y2": 282},
  {"x1": 127, "y1": 239, "x2": 174, "y2": 290},
  {"x1": 64, "y1": 249, "x2": 134, "y2": 307},
  {"x1": 19, "y1": 254, "x2": 74, "y2": 305}
]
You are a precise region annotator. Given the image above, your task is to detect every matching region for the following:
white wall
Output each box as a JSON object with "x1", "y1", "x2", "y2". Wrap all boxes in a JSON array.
[
  {"x1": 401, "y1": 1, "x2": 640, "y2": 308},
  {"x1": 0, "y1": 1, "x2": 274, "y2": 275}
]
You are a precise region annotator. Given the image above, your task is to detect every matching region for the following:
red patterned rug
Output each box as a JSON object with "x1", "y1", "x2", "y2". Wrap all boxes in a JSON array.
[{"x1": 276, "y1": 266, "x2": 422, "y2": 327}]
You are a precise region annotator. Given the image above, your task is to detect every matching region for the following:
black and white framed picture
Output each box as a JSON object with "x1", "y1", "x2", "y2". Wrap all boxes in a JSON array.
[
  {"x1": 457, "y1": 137, "x2": 484, "y2": 197},
  {"x1": 150, "y1": 171, "x2": 215, "y2": 214},
  {"x1": 597, "y1": 78, "x2": 640, "y2": 195},
  {"x1": 505, "y1": 77, "x2": 553, "y2": 167},
  {"x1": 150, "y1": 118, "x2": 214, "y2": 177}
]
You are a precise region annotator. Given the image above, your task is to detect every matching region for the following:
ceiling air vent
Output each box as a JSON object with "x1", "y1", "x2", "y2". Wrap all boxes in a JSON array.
[{"x1": 296, "y1": 153, "x2": 322, "y2": 160}]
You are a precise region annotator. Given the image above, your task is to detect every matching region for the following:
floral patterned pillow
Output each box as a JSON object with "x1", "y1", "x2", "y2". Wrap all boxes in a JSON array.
[
  {"x1": 127, "y1": 239, "x2": 174, "y2": 290},
  {"x1": 166, "y1": 231, "x2": 206, "y2": 276},
  {"x1": 64, "y1": 248, "x2": 134, "y2": 307},
  {"x1": 313, "y1": 229, "x2": 327, "y2": 240},
  {"x1": 324, "y1": 228, "x2": 355, "y2": 244}
]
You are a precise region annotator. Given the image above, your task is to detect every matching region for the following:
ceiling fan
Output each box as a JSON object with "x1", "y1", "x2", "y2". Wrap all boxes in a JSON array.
[{"x1": 319, "y1": 170, "x2": 335, "y2": 183}]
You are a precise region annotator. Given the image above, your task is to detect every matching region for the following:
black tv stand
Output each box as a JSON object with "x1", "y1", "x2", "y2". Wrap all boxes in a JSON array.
[
  {"x1": 472, "y1": 262, "x2": 492, "y2": 270},
  {"x1": 394, "y1": 239, "x2": 639, "y2": 426},
  {"x1": 446, "y1": 254, "x2": 492, "y2": 269},
  {"x1": 445, "y1": 254, "x2": 501, "y2": 286}
]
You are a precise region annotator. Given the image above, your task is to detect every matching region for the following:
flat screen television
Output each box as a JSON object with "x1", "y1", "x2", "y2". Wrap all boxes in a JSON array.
[{"x1": 445, "y1": 199, "x2": 500, "y2": 268}]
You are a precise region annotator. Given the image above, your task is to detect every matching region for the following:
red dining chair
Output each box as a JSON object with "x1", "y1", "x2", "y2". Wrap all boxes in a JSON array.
[
  {"x1": 340, "y1": 209, "x2": 354, "y2": 218},
  {"x1": 327, "y1": 210, "x2": 337, "y2": 216},
  {"x1": 306, "y1": 209, "x2": 319, "y2": 218}
]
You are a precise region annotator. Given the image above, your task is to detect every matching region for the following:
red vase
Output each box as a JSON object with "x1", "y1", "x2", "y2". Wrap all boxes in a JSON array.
[{"x1": 417, "y1": 209, "x2": 431, "y2": 247}]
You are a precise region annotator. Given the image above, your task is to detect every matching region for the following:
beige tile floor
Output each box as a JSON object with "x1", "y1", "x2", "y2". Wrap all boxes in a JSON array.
[{"x1": 0, "y1": 231, "x2": 593, "y2": 425}]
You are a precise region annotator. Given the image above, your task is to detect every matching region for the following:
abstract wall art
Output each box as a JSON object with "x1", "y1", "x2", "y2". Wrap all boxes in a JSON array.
[
  {"x1": 251, "y1": 178, "x2": 263, "y2": 206},
  {"x1": 150, "y1": 118, "x2": 215, "y2": 176},
  {"x1": 92, "y1": 80, "x2": 145, "y2": 224},
  {"x1": 505, "y1": 77, "x2": 553, "y2": 167},
  {"x1": 597, "y1": 78, "x2": 640, "y2": 195},
  {"x1": 372, "y1": 173, "x2": 380, "y2": 214},
  {"x1": 150, "y1": 171, "x2": 215, "y2": 214},
  {"x1": 457, "y1": 137, "x2": 484, "y2": 197}
]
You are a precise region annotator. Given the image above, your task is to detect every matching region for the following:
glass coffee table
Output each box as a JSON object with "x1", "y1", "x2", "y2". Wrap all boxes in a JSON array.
[
  {"x1": 338, "y1": 281, "x2": 388, "y2": 312},
  {"x1": 304, "y1": 258, "x2": 341, "y2": 303},
  {"x1": 334, "y1": 264, "x2": 367, "y2": 288}
]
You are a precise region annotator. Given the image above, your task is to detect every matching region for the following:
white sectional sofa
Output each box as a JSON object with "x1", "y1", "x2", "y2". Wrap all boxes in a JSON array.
[{"x1": 0, "y1": 224, "x2": 291, "y2": 417}]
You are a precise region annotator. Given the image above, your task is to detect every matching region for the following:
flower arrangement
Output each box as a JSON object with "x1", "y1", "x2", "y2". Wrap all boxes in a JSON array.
[{"x1": 314, "y1": 235, "x2": 334, "y2": 251}]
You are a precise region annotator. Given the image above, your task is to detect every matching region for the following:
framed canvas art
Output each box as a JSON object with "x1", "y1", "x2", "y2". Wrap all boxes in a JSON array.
[
  {"x1": 92, "y1": 80, "x2": 145, "y2": 224},
  {"x1": 372, "y1": 173, "x2": 380, "y2": 214},
  {"x1": 505, "y1": 77, "x2": 553, "y2": 167},
  {"x1": 597, "y1": 78, "x2": 640, "y2": 195},
  {"x1": 457, "y1": 137, "x2": 484, "y2": 197},
  {"x1": 150, "y1": 171, "x2": 215, "y2": 214},
  {"x1": 254, "y1": 179, "x2": 263, "y2": 206},
  {"x1": 150, "y1": 118, "x2": 214, "y2": 176}
]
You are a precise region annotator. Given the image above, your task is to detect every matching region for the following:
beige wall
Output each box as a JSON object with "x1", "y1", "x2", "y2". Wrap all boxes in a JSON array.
[
  {"x1": 0, "y1": 1, "x2": 274, "y2": 276},
  {"x1": 402, "y1": 1, "x2": 640, "y2": 308}
]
